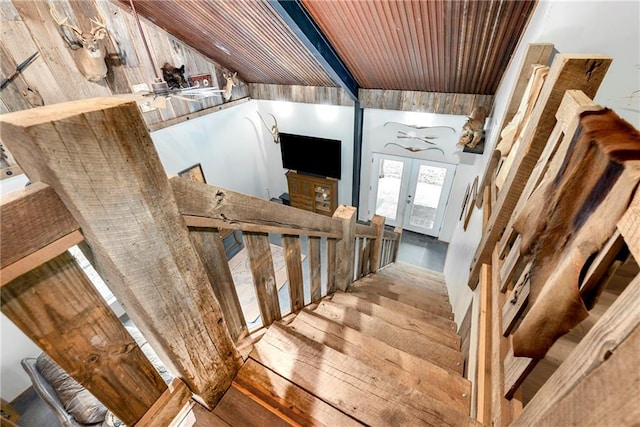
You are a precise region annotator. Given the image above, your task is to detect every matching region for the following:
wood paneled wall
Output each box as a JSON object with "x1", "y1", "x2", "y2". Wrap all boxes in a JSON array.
[
  {"x1": 249, "y1": 83, "x2": 354, "y2": 106},
  {"x1": 0, "y1": 0, "x2": 249, "y2": 169},
  {"x1": 359, "y1": 89, "x2": 494, "y2": 115}
]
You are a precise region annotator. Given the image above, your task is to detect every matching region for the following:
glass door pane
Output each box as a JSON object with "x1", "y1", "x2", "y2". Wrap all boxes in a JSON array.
[
  {"x1": 369, "y1": 154, "x2": 411, "y2": 227},
  {"x1": 404, "y1": 160, "x2": 456, "y2": 237}
]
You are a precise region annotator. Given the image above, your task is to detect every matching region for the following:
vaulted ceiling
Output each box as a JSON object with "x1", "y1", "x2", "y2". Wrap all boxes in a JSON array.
[{"x1": 122, "y1": 0, "x2": 537, "y2": 99}]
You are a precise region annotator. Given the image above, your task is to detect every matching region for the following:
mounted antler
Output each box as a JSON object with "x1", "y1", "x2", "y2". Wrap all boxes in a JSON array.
[
  {"x1": 257, "y1": 112, "x2": 280, "y2": 144},
  {"x1": 49, "y1": 5, "x2": 108, "y2": 81}
]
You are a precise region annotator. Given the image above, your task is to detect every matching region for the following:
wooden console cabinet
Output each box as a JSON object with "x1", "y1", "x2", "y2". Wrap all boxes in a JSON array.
[{"x1": 286, "y1": 170, "x2": 338, "y2": 216}]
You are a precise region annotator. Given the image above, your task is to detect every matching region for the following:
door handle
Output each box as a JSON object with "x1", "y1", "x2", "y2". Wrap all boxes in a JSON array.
[{"x1": 406, "y1": 195, "x2": 412, "y2": 204}]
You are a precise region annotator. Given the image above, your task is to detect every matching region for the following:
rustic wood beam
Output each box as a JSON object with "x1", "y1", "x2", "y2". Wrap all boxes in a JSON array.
[
  {"x1": 146, "y1": 97, "x2": 250, "y2": 132},
  {"x1": 359, "y1": 89, "x2": 494, "y2": 115},
  {"x1": 248, "y1": 84, "x2": 354, "y2": 106},
  {"x1": 243, "y1": 232, "x2": 282, "y2": 327},
  {"x1": 369, "y1": 215, "x2": 385, "y2": 273},
  {"x1": 468, "y1": 55, "x2": 612, "y2": 289},
  {"x1": 1, "y1": 253, "x2": 166, "y2": 425},
  {"x1": 171, "y1": 177, "x2": 342, "y2": 239},
  {"x1": 0, "y1": 98, "x2": 241, "y2": 407},
  {"x1": 333, "y1": 205, "x2": 356, "y2": 291}
]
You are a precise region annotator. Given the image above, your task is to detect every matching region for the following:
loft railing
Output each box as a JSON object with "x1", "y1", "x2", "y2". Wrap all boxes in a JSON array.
[
  {"x1": 469, "y1": 46, "x2": 640, "y2": 426},
  {"x1": 0, "y1": 97, "x2": 401, "y2": 425}
]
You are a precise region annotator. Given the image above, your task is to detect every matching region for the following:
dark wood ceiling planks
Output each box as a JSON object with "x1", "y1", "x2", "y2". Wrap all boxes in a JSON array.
[
  {"x1": 301, "y1": 0, "x2": 537, "y2": 94},
  {"x1": 123, "y1": 0, "x2": 537, "y2": 96},
  {"x1": 120, "y1": 0, "x2": 336, "y2": 86}
]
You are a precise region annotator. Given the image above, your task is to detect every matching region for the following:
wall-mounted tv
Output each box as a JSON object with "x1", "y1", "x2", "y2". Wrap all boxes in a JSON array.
[{"x1": 279, "y1": 132, "x2": 342, "y2": 180}]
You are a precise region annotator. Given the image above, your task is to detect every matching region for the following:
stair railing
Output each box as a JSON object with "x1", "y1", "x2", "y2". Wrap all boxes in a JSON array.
[{"x1": 0, "y1": 97, "x2": 402, "y2": 425}]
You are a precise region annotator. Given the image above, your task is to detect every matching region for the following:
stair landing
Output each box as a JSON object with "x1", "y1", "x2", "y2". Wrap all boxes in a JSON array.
[{"x1": 210, "y1": 262, "x2": 480, "y2": 426}]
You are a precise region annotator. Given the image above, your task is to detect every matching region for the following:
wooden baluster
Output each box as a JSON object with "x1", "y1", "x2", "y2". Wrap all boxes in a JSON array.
[
  {"x1": 326, "y1": 238, "x2": 337, "y2": 294},
  {"x1": 309, "y1": 236, "x2": 322, "y2": 303},
  {"x1": 356, "y1": 237, "x2": 364, "y2": 279},
  {"x1": 370, "y1": 215, "x2": 386, "y2": 273},
  {"x1": 1, "y1": 252, "x2": 166, "y2": 425},
  {"x1": 282, "y1": 235, "x2": 304, "y2": 313},
  {"x1": 0, "y1": 98, "x2": 241, "y2": 408},
  {"x1": 189, "y1": 228, "x2": 247, "y2": 342},
  {"x1": 243, "y1": 232, "x2": 281, "y2": 326},
  {"x1": 333, "y1": 206, "x2": 356, "y2": 291}
]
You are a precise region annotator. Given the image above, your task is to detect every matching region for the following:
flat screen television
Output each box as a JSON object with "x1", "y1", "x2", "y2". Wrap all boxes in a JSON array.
[{"x1": 279, "y1": 132, "x2": 342, "y2": 180}]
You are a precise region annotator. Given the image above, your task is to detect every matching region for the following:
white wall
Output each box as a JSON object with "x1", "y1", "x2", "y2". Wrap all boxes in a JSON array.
[
  {"x1": 359, "y1": 108, "x2": 483, "y2": 242},
  {"x1": 255, "y1": 100, "x2": 355, "y2": 206}
]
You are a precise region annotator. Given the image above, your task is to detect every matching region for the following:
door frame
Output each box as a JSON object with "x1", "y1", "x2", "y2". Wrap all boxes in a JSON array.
[{"x1": 368, "y1": 153, "x2": 456, "y2": 238}]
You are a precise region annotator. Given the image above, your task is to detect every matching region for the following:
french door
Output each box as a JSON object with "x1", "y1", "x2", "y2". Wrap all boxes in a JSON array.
[{"x1": 369, "y1": 153, "x2": 456, "y2": 237}]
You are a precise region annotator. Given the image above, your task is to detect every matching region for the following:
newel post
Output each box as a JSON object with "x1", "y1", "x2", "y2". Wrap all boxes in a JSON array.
[
  {"x1": 0, "y1": 98, "x2": 241, "y2": 408},
  {"x1": 333, "y1": 205, "x2": 356, "y2": 291},
  {"x1": 369, "y1": 215, "x2": 386, "y2": 274}
]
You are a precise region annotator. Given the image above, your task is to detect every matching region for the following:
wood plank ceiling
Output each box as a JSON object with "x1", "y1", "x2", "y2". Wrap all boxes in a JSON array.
[{"x1": 123, "y1": 0, "x2": 537, "y2": 96}]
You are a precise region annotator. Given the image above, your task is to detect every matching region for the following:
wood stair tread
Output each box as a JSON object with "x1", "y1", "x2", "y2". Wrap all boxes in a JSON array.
[
  {"x1": 250, "y1": 322, "x2": 481, "y2": 426},
  {"x1": 233, "y1": 358, "x2": 363, "y2": 426},
  {"x1": 358, "y1": 273, "x2": 451, "y2": 305},
  {"x1": 352, "y1": 279, "x2": 454, "y2": 320},
  {"x1": 346, "y1": 287, "x2": 458, "y2": 332},
  {"x1": 380, "y1": 262, "x2": 446, "y2": 286},
  {"x1": 289, "y1": 309, "x2": 472, "y2": 413},
  {"x1": 311, "y1": 299, "x2": 464, "y2": 374},
  {"x1": 327, "y1": 291, "x2": 461, "y2": 350}
]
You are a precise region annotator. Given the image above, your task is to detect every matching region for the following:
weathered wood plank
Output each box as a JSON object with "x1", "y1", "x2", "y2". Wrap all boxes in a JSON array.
[
  {"x1": 308, "y1": 236, "x2": 322, "y2": 303},
  {"x1": 618, "y1": 189, "x2": 640, "y2": 262},
  {"x1": 355, "y1": 223, "x2": 377, "y2": 238},
  {"x1": 490, "y1": 250, "x2": 520, "y2": 426},
  {"x1": 146, "y1": 98, "x2": 250, "y2": 132},
  {"x1": 234, "y1": 358, "x2": 363, "y2": 427},
  {"x1": 243, "y1": 232, "x2": 281, "y2": 326},
  {"x1": 213, "y1": 385, "x2": 290, "y2": 427},
  {"x1": 0, "y1": 182, "x2": 78, "y2": 269},
  {"x1": 251, "y1": 323, "x2": 481, "y2": 426},
  {"x1": 173, "y1": 178, "x2": 342, "y2": 239},
  {"x1": 502, "y1": 266, "x2": 531, "y2": 336},
  {"x1": 499, "y1": 235, "x2": 522, "y2": 292},
  {"x1": 1, "y1": 230, "x2": 83, "y2": 287},
  {"x1": 312, "y1": 300, "x2": 464, "y2": 374},
  {"x1": 0, "y1": 98, "x2": 241, "y2": 407},
  {"x1": 329, "y1": 291, "x2": 460, "y2": 349},
  {"x1": 290, "y1": 310, "x2": 471, "y2": 414},
  {"x1": 369, "y1": 215, "x2": 385, "y2": 273},
  {"x1": 282, "y1": 235, "x2": 304, "y2": 313},
  {"x1": 189, "y1": 228, "x2": 246, "y2": 342},
  {"x1": 469, "y1": 56, "x2": 612, "y2": 289},
  {"x1": 358, "y1": 272, "x2": 449, "y2": 305},
  {"x1": 512, "y1": 272, "x2": 640, "y2": 426},
  {"x1": 359, "y1": 89, "x2": 493, "y2": 115},
  {"x1": 1, "y1": 252, "x2": 166, "y2": 425},
  {"x1": 347, "y1": 288, "x2": 457, "y2": 332},
  {"x1": 333, "y1": 205, "x2": 356, "y2": 291},
  {"x1": 524, "y1": 326, "x2": 640, "y2": 426},
  {"x1": 378, "y1": 261, "x2": 447, "y2": 290},
  {"x1": 353, "y1": 278, "x2": 453, "y2": 319},
  {"x1": 502, "y1": 43, "x2": 555, "y2": 126},
  {"x1": 249, "y1": 83, "x2": 354, "y2": 106},
  {"x1": 135, "y1": 379, "x2": 192, "y2": 427},
  {"x1": 503, "y1": 347, "x2": 536, "y2": 400},
  {"x1": 476, "y1": 264, "x2": 492, "y2": 425},
  {"x1": 326, "y1": 238, "x2": 337, "y2": 293}
]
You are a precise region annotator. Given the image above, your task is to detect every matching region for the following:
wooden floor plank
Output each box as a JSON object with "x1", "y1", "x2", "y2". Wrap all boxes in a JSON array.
[
  {"x1": 351, "y1": 280, "x2": 454, "y2": 320},
  {"x1": 312, "y1": 300, "x2": 464, "y2": 374},
  {"x1": 251, "y1": 323, "x2": 481, "y2": 427},
  {"x1": 212, "y1": 385, "x2": 290, "y2": 427},
  {"x1": 328, "y1": 292, "x2": 460, "y2": 350},
  {"x1": 346, "y1": 288, "x2": 457, "y2": 332},
  {"x1": 234, "y1": 358, "x2": 363, "y2": 426},
  {"x1": 290, "y1": 310, "x2": 471, "y2": 414}
]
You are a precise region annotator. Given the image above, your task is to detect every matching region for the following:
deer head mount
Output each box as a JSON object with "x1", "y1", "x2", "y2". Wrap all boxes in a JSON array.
[
  {"x1": 50, "y1": 6, "x2": 108, "y2": 82},
  {"x1": 222, "y1": 71, "x2": 237, "y2": 101}
]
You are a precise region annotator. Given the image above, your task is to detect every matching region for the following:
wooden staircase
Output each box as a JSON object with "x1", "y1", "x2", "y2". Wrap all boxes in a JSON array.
[{"x1": 211, "y1": 262, "x2": 481, "y2": 426}]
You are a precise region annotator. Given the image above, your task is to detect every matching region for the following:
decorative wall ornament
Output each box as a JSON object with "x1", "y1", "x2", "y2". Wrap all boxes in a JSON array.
[
  {"x1": 257, "y1": 112, "x2": 280, "y2": 144},
  {"x1": 458, "y1": 106, "x2": 487, "y2": 149},
  {"x1": 384, "y1": 142, "x2": 444, "y2": 155},
  {"x1": 49, "y1": 6, "x2": 108, "y2": 82},
  {"x1": 384, "y1": 122, "x2": 456, "y2": 133},
  {"x1": 161, "y1": 63, "x2": 187, "y2": 89}
]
